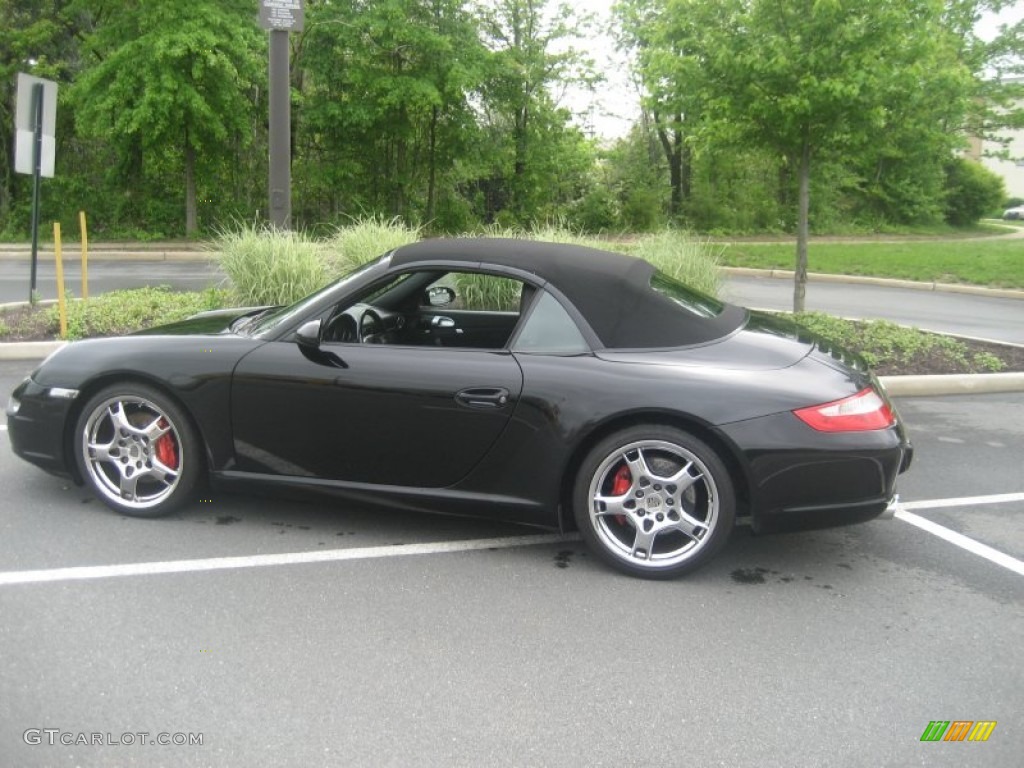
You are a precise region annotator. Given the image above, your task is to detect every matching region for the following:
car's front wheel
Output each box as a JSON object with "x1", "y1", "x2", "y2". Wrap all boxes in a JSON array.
[
  {"x1": 74, "y1": 383, "x2": 201, "y2": 517},
  {"x1": 574, "y1": 426, "x2": 735, "y2": 579}
]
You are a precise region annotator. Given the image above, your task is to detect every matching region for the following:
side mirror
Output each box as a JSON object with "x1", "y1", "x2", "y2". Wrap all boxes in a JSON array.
[
  {"x1": 295, "y1": 319, "x2": 322, "y2": 349},
  {"x1": 425, "y1": 286, "x2": 456, "y2": 307}
]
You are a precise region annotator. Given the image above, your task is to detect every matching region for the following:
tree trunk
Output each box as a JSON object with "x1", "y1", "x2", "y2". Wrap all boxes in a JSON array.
[
  {"x1": 184, "y1": 130, "x2": 197, "y2": 236},
  {"x1": 392, "y1": 137, "x2": 407, "y2": 217},
  {"x1": 513, "y1": 103, "x2": 528, "y2": 215},
  {"x1": 654, "y1": 112, "x2": 683, "y2": 217},
  {"x1": 680, "y1": 137, "x2": 692, "y2": 202},
  {"x1": 426, "y1": 106, "x2": 439, "y2": 223},
  {"x1": 793, "y1": 138, "x2": 811, "y2": 314}
]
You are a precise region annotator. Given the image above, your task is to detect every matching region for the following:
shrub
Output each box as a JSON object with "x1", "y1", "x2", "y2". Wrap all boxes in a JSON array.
[
  {"x1": 571, "y1": 187, "x2": 618, "y2": 232},
  {"x1": 48, "y1": 286, "x2": 228, "y2": 340},
  {"x1": 793, "y1": 312, "x2": 1005, "y2": 374},
  {"x1": 943, "y1": 158, "x2": 1005, "y2": 227}
]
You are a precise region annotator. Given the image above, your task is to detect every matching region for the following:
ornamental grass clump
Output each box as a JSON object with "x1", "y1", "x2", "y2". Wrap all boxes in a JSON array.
[
  {"x1": 326, "y1": 216, "x2": 421, "y2": 273},
  {"x1": 477, "y1": 220, "x2": 608, "y2": 250},
  {"x1": 632, "y1": 231, "x2": 724, "y2": 298},
  {"x1": 216, "y1": 225, "x2": 326, "y2": 307}
]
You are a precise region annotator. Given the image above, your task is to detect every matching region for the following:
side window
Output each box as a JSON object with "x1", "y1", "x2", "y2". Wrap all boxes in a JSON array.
[
  {"x1": 428, "y1": 273, "x2": 523, "y2": 312},
  {"x1": 512, "y1": 290, "x2": 589, "y2": 355}
]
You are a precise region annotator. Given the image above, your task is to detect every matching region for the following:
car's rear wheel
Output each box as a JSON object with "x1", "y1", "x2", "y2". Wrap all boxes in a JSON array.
[
  {"x1": 75, "y1": 384, "x2": 201, "y2": 517},
  {"x1": 574, "y1": 426, "x2": 735, "y2": 579}
]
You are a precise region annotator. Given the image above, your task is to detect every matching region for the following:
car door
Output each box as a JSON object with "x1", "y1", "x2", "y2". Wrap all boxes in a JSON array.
[{"x1": 230, "y1": 340, "x2": 523, "y2": 488}]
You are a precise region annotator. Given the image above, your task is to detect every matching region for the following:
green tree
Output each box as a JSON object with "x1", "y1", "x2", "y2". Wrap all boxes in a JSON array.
[
  {"x1": 616, "y1": 0, "x2": 706, "y2": 218},
  {"x1": 72, "y1": 0, "x2": 262, "y2": 235},
  {"x1": 477, "y1": 0, "x2": 597, "y2": 221},
  {"x1": 0, "y1": 0, "x2": 86, "y2": 232},
  {"x1": 297, "y1": 0, "x2": 488, "y2": 224},
  {"x1": 674, "y1": 0, "x2": 976, "y2": 311}
]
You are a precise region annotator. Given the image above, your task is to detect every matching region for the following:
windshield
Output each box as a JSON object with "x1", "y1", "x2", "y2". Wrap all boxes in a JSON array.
[{"x1": 247, "y1": 255, "x2": 391, "y2": 337}]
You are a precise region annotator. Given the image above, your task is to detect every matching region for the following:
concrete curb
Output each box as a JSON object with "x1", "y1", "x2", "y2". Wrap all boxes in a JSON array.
[
  {"x1": 879, "y1": 373, "x2": 1024, "y2": 397},
  {"x1": 0, "y1": 339, "x2": 1021, "y2": 397},
  {"x1": 0, "y1": 341, "x2": 65, "y2": 361}
]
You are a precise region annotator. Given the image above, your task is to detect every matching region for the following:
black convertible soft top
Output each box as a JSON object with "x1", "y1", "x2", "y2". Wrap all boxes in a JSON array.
[{"x1": 390, "y1": 238, "x2": 746, "y2": 349}]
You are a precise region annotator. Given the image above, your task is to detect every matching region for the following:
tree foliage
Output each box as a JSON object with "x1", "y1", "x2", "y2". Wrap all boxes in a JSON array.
[
  {"x1": 71, "y1": 0, "x2": 262, "y2": 235},
  {"x1": 1, "y1": 0, "x2": 1020, "y2": 240},
  {"x1": 616, "y1": 0, "x2": 1020, "y2": 309}
]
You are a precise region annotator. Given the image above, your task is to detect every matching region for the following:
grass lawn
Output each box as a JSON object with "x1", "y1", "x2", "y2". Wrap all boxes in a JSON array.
[{"x1": 721, "y1": 238, "x2": 1024, "y2": 289}]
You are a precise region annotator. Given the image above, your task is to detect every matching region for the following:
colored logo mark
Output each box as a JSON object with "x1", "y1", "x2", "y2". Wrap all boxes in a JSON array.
[{"x1": 920, "y1": 720, "x2": 997, "y2": 742}]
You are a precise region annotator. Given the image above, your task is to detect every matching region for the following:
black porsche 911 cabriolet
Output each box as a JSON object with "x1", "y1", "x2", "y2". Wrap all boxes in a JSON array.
[{"x1": 7, "y1": 239, "x2": 912, "y2": 578}]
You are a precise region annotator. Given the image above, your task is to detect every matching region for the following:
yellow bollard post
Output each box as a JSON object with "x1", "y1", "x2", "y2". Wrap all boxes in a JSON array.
[
  {"x1": 79, "y1": 210, "x2": 89, "y2": 300},
  {"x1": 53, "y1": 222, "x2": 68, "y2": 338}
]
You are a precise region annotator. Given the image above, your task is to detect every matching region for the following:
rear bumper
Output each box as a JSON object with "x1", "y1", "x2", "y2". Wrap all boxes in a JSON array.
[
  {"x1": 720, "y1": 409, "x2": 912, "y2": 534},
  {"x1": 879, "y1": 493, "x2": 904, "y2": 521}
]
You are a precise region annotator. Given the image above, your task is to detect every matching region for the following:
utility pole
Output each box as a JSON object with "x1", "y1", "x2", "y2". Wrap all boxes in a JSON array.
[{"x1": 259, "y1": 1, "x2": 304, "y2": 229}]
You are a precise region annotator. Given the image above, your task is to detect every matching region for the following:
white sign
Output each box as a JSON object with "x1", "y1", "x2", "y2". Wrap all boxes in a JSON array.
[
  {"x1": 259, "y1": 0, "x2": 304, "y2": 31},
  {"x1": 14, "y1": 73, "x2": 58, "y2": 177}
]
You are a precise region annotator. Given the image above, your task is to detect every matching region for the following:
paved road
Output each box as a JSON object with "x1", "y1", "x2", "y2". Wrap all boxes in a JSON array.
[
  {"x1": 3, "y1": 257, "x2": 1020, "y2": 345},
  {"x1": 0, "y1": 258, "x2": 221, "y2": 304},
  {"x1": 724, "y1": 275, "x2": 1024, "y2": 345},
  {"x1": 1, "y1": 357, "x2": 1022, "y2": 767}
]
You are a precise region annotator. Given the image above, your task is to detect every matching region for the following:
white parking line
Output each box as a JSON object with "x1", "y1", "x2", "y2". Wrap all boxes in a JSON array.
[
  {"x1": 895, "y1": 509, "x2": 1024, "y2": 577},
  {"x1": 0, "y1": 533, "x2": 580, "y2": 587},
  {"x1": 2, "y1": 493, "x2": 1022, "y2": 587},
  {"x1": 901, "y1": 492, "x2": 1024, "y2": 510},
  {"x1": 894, "y1": 492, "x2": 1024, "y2": 577}
]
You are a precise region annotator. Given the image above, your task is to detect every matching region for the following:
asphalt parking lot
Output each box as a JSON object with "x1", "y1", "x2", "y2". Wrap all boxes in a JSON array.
[{"x1": 1, "y1": 359, "x2": 1021, "y2": 768}]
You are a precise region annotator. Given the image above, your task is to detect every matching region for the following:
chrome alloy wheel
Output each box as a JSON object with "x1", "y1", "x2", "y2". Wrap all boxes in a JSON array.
[
  {"x1": 587, "y1": 439, "x2": 720, "y2": 569},
  {"x1": 80, "y1": 395, "x2": 183, "y2": 510}
]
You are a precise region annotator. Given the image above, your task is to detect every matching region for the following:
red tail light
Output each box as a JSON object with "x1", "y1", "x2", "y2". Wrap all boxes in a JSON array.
[{"x1": 793, "y1": 388, "x2": 895, "y2": 432}]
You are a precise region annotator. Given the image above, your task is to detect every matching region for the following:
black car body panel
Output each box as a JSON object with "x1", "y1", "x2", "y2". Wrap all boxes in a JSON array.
[{"x1": 7, "y1": 238, "x2": 912, "y2": 547}]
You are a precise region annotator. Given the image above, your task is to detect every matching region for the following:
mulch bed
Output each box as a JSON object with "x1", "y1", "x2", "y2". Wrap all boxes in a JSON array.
[{"x1": 869, "y1": 337, "x2": 1024, "y2": 376}]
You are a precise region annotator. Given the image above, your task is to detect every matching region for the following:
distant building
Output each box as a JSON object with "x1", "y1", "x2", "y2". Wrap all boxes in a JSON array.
[{"x1": 967, "y1": 77, "x2": 1024, "y2": 200}]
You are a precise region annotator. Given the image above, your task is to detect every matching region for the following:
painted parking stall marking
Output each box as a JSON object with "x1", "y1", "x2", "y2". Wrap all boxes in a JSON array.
[
  {"x1": 0, "y1": 493, "x2": 1021, "y2": 587},
  {"x1": 895, "y1": 492, "x2": 1024, "y2": 577},
  {"x1": 900, "y1": 492, "x2": 1024, "y2": 511},
  {"x1": 0, "y1": 533, "x2": 580, "y2": 587}
]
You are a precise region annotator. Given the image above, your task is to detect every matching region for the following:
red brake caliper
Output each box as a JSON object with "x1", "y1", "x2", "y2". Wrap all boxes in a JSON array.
[
  {"x1": 154, "y1": 418, "x2": 179, "y2": 469},
  {"x1": 611, "y1": 464, "x2": 631, "y2": 525}
]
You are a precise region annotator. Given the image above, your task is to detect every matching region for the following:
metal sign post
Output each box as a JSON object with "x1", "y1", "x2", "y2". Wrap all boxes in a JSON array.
[
  {"x1": 14, "y1": 73, "x2": 58, "y2": 301},
  {"x1": 259, "y1": 0, "x2": 304, "y2": 229},
  {"x1": 28, "y1": 84, "x2": 44, "y2": 298}
]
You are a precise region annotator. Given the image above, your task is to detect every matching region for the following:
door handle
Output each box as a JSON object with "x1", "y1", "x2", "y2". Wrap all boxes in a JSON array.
[{"x1": 455, "y1": 387, "x2": 510, "y2": 409}]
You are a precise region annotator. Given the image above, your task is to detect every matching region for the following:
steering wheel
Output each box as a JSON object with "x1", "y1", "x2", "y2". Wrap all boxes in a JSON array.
[
  {"x1": 359, "y1": 308, "x2": 384, "y2": 343},
  {"x1": 322, "y1": 312, "x2": 357, "y2": 343}
]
